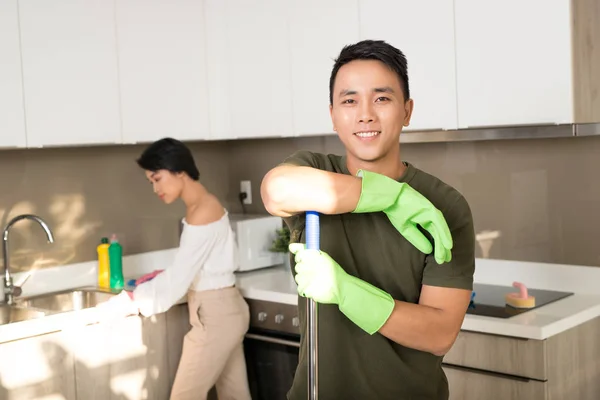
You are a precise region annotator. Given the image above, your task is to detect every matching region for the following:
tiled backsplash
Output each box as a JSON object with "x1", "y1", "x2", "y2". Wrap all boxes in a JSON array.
[
  {"x1": 0, "y1": 142, "x2": 230, "y2": 272},
  {"x1": 227, "y1": 133, "x2": 600, "y2": 268},
  {"x1": 1, "y1": 132, "x2": 599, "y2": 272}
]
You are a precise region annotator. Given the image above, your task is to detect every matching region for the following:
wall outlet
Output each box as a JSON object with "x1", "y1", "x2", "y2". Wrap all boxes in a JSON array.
[{"x1": 240, "y1": 180, "x2": 252, "y2": 205}]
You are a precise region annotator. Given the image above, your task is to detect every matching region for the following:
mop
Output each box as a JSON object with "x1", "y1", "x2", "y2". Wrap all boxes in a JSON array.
[{"x1": 305, "y1": 210, "x2": 319, "y2": 399}]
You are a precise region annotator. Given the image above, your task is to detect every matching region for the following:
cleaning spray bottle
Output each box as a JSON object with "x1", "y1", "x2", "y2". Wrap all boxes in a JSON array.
[
  {"x1": 108, "y1": 234, "x2": 124, "y2": 290},
  {"x1": 97, "y1": 237, "x2": 110, "y2": 288}
]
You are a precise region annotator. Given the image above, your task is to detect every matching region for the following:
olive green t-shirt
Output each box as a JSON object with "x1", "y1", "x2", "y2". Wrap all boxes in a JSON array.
[{"x1": 282, "y1": 151, "x2": 475, "y2": 400}]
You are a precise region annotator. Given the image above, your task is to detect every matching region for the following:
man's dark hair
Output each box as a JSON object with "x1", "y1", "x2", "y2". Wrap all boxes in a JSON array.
[
  {"x1": 136, "y1": 137, "x2": 200, "y2": 181},
  {"x1": 329, "y1": 40, "x2": 410, "y2": 104}
]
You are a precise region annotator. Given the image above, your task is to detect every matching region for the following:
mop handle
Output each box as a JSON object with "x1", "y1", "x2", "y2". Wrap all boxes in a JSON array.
[{"x1": 305, "y1": 211, "x2": 320, "y2": 400}]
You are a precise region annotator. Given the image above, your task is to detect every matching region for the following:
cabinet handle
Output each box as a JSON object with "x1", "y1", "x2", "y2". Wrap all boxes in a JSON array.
[
  {"x1": 245, "y1": 333, "x2": 300, "y2": 348},
  {"x1": 443, "y1": 364, "x2": 534, "y2": 383}
]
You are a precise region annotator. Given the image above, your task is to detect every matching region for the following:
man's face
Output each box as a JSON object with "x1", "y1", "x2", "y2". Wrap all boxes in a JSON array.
[{"x1": 330, "y1": 59, "x2": 413, "y2": 164}]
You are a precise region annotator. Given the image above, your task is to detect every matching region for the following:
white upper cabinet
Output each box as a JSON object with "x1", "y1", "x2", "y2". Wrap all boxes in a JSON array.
[
  {"x1": 116, "y1": 0, "x2": 210, "y2": 144},
  {"x1": 359, "y1": 0, "x2": 458, "y2": 131},
  {"x1": 0, "y1": 0, "x2": 26, "y2": 148},
  {"x1": 454, "y1": 0, "x2": 573, "y2": 128},
  {"x1": 19, "y1": 0, "x2": 122, "y2": 147},
  {"x1": 3, "y1": 0, "x2": 593, "y2": 151},
  {"x1": 204, "y1": 0, "x2": 294, "y2": 140},
  {"x1": 289, "y1": 0, "x2": 360, "y2": 136}
]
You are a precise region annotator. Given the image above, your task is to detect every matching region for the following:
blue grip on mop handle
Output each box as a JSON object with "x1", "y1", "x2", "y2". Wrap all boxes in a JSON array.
[
  {"x1": 305, "y1": 210, "x2": 320, "y2": 400},
  {"x1": 305, "y1": 211, "x2": 320, "y2": 250}
]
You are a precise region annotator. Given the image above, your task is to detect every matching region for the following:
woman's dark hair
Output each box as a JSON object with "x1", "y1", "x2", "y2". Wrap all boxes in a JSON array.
[
  {"x1": 329, "y1": 39, "x2": 410, "y2": 104},
  {"x1": 136, "y1": 137, "x2": 200, "y2": 181}
]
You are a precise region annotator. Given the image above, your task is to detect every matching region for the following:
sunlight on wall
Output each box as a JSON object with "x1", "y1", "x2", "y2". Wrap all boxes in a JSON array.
[
  {"x1": 0, "y1": 201, "x2": 38, "y2": 270},
  {"x1": 2, "y1": 201, "x2": 37, "y2": 221},
  {"x1": 0, "y1": 194, "x2": 102, "y2": 272},
  {"x1": 49, "y1": 194, "x2": 101, "y2": 244}
]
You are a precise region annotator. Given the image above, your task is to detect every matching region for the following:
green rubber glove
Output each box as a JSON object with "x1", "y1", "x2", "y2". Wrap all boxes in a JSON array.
[
  {"x1": 290, "y1": 243, "x2": 395, "y2": 335},
  {"x1": 352, "y1": 169, "x2": 453, "y2": 264}
]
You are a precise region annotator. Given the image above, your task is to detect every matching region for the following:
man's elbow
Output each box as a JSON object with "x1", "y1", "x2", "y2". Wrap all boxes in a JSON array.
[
  {"x1": 261, "y1": 168, "x2": 293, "y2": 217},
  {"x1": 431, "y1": 343, "x2": 452, "y2": 357},
  {"x1": 431, "y1": 329, "x2": 460, "y2": 356}
]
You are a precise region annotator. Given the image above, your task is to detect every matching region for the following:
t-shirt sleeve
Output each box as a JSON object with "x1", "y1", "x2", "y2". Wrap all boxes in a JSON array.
[
  {"x1": 422, "y1": 195, "x2": 475, "y2": 290},
  {"x1": 280, "y1": 149, "x2": 322, "y2": 168}
]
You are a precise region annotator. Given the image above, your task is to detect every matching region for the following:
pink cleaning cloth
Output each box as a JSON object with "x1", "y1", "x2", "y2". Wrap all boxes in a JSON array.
[{"x1": 135, "y1": 269, "x2": 164, "y2": 286}]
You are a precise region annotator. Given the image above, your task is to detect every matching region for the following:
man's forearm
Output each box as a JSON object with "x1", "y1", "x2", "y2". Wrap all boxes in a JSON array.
[
  {"x1": 377, "y1": 301, "x2": 460, "y2": 356},
  {"x1": 261, "y1": 165, "x2": 362, "y2": 217}
]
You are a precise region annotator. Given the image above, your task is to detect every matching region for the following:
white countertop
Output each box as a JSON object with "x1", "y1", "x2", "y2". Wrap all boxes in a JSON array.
[
  {"x1": 2, "y1": 248, "x2": 600, "y2": 342},
  {"x1": 234, "y1": 261, "x2": 600, "y2": 340}
]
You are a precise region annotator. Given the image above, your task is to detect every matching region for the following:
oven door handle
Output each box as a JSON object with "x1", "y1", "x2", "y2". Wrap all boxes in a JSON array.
[{"x1": 245, "y1": 333, "x2": 300, "y2": 348}]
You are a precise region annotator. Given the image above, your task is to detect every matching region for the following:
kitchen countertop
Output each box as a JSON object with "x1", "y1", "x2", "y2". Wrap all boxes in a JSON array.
[
  {"x1": 234, "y1": 262, "x2": 600, "y2": 340},
  {"x1": 1, "y1": 248, "x2": 600, "y2": 343}
]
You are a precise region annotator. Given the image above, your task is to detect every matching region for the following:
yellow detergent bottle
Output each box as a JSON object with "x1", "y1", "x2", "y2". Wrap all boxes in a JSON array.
[{"x1": 97, "y1": 237, "x2": 110, "y2": 288}]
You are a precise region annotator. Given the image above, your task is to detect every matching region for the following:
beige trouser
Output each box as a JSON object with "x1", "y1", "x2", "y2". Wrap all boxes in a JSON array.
[{"x1": 170, "y1": 286, "x2": 252, "y2": 400}]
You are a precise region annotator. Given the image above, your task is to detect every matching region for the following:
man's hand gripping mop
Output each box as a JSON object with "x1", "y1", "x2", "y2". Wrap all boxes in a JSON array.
[{"x1": 290, "y1": 210, "x2": 397, "y2": 399}]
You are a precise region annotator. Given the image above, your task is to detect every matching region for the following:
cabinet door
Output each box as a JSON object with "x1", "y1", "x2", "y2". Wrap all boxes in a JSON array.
[
  {"x1": 0, "y1": 0, "x2": 26, "y2": 148},
  {"x1": 443, "y1": 365, "x2": 547, "y2": 400},
  {"x1": 70, "y1": 315, "x2": 170, "y2": 400},
  {"x1": 359, "y1": 0, "x2": 458, "y2": 131},
  {"x1": 205, "y1": 0, "x2": 294, "y2": 139},
  {"x1": 0, "y1": 331, "x2": 76, "y2": 400},
  {"x1": 289, "y1": 0, "x2": 360, "y2": 136},
  {"x1": 116, "y1": 0, "x2": 211, "y2": 144},
  {"x1": 443, "y1": 330, "x2": 547, "y2": 380},
  {"x1": 455, "y1": 0, "x2": 573, "y2": 128},
  {"x1": 19, "y1": 0, "x2": 122, "y2": 147}
]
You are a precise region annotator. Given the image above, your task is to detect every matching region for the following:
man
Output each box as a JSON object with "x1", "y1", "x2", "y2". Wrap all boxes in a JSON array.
[{"x1": 260, "y1": 40, "x2": 475, "y2": 399}]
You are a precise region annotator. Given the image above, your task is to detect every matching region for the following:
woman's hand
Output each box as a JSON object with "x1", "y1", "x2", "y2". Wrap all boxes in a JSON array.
[{"x1": 95, "y1": 291, "x2": 139, "y2": 322}]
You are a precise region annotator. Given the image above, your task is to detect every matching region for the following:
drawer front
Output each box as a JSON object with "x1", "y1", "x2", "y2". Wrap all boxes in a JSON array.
[
  {"x1": 444, "y1": 330, "x2": 547, "y2": 380},
  {"x1": 444, "y1": 365, "x2": 547, "y2": 400}
]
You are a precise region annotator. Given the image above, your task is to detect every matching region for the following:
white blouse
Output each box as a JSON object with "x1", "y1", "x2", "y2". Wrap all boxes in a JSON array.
[{"x1": 133, "y1": 209, "x2": 238, "y2": 317}]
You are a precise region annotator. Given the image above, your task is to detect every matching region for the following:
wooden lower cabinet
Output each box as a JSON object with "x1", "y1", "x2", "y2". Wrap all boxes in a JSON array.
[
  {"x1": 0, "y1": 330, "x2": 77, "y2": 400},
  {"x1": 0, "y1": 303, "x2": 193, "y2": 400},
  {"x1": 63, "y1": 312, "x2": 171, "y2": 399},
  {"x1": 443, "y1": 316, "x2": 600, "y2": 400},
  {"x1": 444, "y1": 365, "x2": 547, "y2": 400},
  {"x1": 6, "y1": 308, "x2": 598, "y2": 400}
]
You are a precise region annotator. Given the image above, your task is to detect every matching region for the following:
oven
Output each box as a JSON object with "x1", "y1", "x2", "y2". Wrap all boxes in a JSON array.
[{"x1": 243, "y1": 298, "x2": 300, "y2": 400}]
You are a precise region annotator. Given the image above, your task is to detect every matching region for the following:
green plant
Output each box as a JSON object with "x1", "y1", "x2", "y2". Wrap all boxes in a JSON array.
[{"x1": 270, "y1": 225, "x2": 290, "y2": 253}]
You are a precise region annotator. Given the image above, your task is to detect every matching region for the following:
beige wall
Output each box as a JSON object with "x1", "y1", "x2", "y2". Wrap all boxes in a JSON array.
[
  {"x1": 0, "y1": 142, "x2": 230, "y2": 273},
  {"x1": 227, "y1": 133, "x2": 600, "y2": 268},
  {"x1": 1, "y1": 132, "x2": 599, "y2": 273}
]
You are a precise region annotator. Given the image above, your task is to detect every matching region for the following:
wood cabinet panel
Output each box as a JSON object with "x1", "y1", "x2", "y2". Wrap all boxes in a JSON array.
[
  {"x1": 444, "y1": 330, "x2": 546, "y2": 380},
  {"x1": 444, "y1": 365, "x2": 547, "y2": 400}
]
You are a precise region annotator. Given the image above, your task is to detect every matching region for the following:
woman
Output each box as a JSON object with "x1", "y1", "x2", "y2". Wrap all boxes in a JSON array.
[{"x1": 102, "y1": 138, "x2": 252, "y2": 400}]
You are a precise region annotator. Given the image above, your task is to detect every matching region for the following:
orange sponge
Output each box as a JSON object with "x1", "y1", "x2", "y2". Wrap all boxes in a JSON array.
[{"x1": 505, "y1": 281, "x2": 536, "y2": 309}]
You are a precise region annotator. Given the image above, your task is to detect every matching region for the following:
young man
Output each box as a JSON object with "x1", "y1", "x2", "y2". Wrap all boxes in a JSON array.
[{"x1": 260, "y1": 40, "x2": 475, "y2": 399}]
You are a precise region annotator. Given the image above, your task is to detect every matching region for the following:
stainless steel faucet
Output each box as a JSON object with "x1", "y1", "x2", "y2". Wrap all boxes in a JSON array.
[{"x1": 2, "y1": 214, "x2": 54, "y2": 305}]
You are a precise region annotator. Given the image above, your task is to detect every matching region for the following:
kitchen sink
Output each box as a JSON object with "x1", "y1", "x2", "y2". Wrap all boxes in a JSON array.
[
  {"x1": 17, "y1": 287, "x2": 118, "y2": 313},
  {"x1": 0, "y1": 304, "x2": 46, "y2": 325}
]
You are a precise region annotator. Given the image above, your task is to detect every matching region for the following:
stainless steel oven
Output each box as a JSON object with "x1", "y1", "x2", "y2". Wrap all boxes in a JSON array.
[{"x1": 243, "y1": 298, "x2": 300, "y2": 400}]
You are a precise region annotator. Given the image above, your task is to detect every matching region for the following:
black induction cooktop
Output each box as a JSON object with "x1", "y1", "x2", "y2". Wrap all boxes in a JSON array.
[{"x1": 466, "y1": 283, "x2": 574, "y2": 319}]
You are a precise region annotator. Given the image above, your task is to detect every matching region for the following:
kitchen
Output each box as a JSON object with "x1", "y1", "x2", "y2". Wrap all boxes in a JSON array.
[{"x1": 1, "y1": 0, "x2": 600, "y2": 399}]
